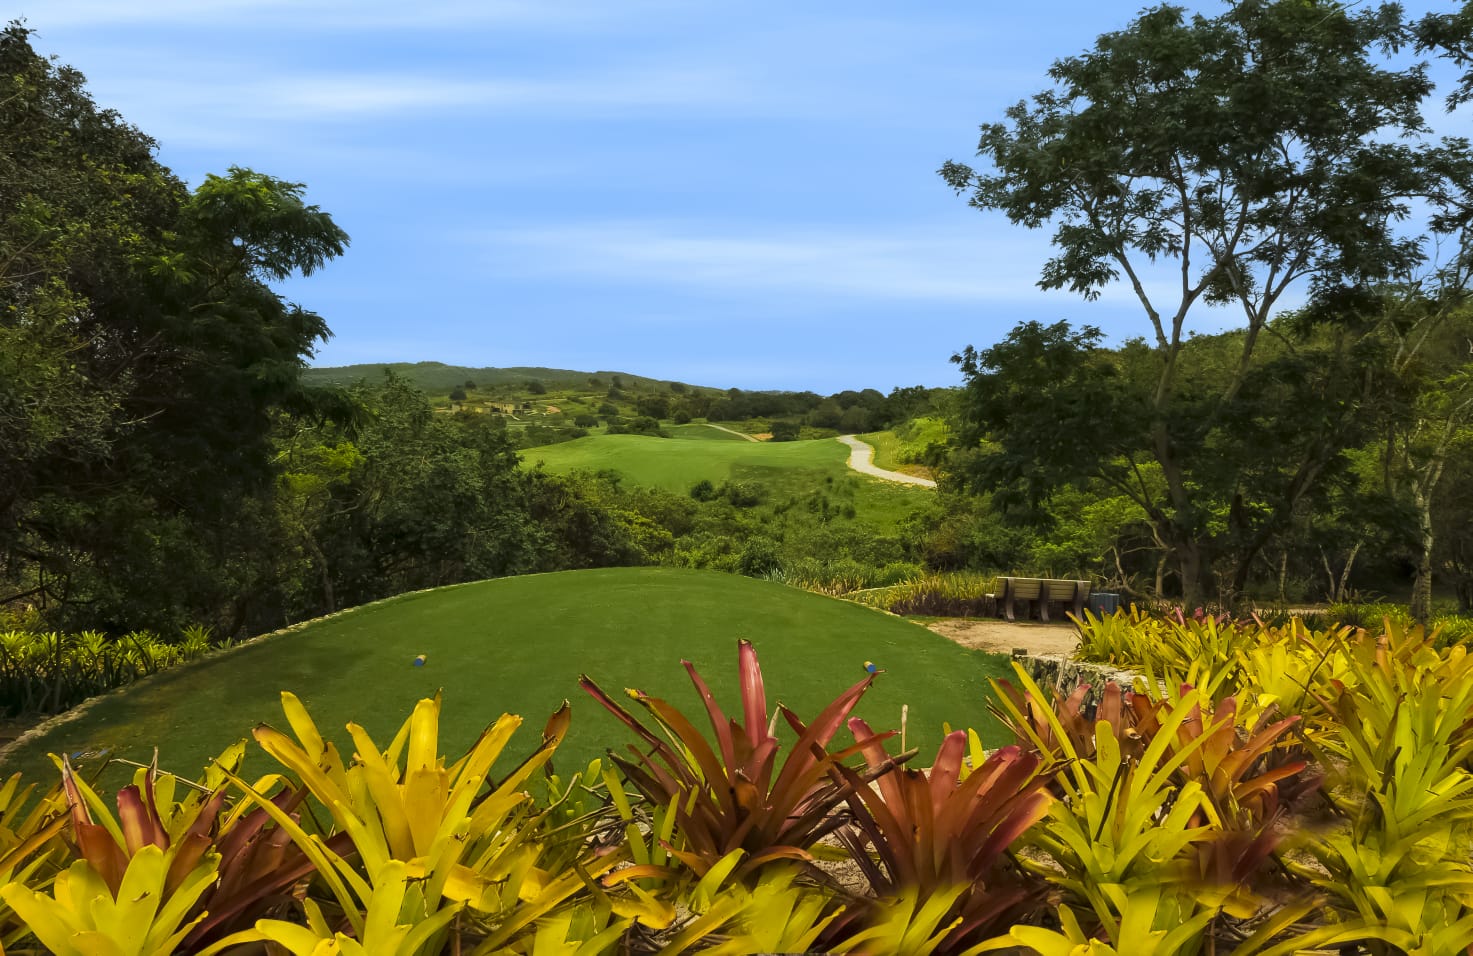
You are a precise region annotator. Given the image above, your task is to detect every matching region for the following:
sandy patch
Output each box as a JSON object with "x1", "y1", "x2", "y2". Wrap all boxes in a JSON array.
[{"x1": 924, "y1": 618, "x2": 1079, "y2": 658}]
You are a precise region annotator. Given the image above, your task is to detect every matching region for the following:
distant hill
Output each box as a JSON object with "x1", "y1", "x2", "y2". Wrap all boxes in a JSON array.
[{"x1": 301, "y1": 362, "x2": 708, "y2": 394}]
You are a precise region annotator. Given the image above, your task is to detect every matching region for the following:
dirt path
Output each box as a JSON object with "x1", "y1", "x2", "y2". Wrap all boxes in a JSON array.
[
  {"x1": 923, "y1": 618, "x2": 1079, "y2": 657},
  {"x1": 703, "y1": 423, "x2": 760, "y2": 442},
  {"x1": 837, "y1": 435, "x2": 937, "y2": 488}
]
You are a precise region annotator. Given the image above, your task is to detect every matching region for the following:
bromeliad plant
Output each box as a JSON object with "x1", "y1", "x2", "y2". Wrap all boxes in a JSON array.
[
  {"x1": 580, "y1": 639, "x2": 894, "y2": 884},
  {"x1": 0, "y1": 772, "x2": 67, "y2": 951},
  {"x1": 232, "y1": 691, "x2": 641, "y2": 954},
  {"x1": 0, "y1": 756, "x2": 232, "y2": 956},
  {"x1": 993, "y1": 662, "x2": 1318, "y2": 951},
  {"x1": 1287, "y1": 623, "x2": 1473, "y2": 953},
  {"x1": 834, "y1": 721, "x2": 1054, "y2": 949}
]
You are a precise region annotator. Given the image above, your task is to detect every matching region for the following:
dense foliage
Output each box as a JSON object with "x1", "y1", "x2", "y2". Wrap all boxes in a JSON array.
[
  {"x1": 941, "y1": 0, "x2": 1473, "y2": 615},
  {"x1": 1, "y1": 23, "x2": 346, "y2": 634}
]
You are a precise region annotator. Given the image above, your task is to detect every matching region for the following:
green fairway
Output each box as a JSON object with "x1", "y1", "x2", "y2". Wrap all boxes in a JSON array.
[
  {"x1": 667, "y1": 423, "x2": 753, "y2": 441},
  {"x1": 0, "y1": 568, "x2": 1009, "y2": 787},
  {"x1": 525, "y1": 433, "x2": 844, "y2": 487},
  {"x1": 524, "y1": 434, "x2": 929, "y2": 525}
]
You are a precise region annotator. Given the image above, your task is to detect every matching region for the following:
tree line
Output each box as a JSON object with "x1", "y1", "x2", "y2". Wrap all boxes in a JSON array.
[{"x1": 938, "y1": 0, "x2": 1473, "y2": 618}]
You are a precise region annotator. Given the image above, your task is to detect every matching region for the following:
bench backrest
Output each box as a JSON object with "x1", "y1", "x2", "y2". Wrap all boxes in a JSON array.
[
  {"x1": 1042, "y1": 578, "x2": 1090, "y2": 601},
  {"x1": 1001, "y1": 577, "x2": 1091, "y2": 601},
  {"x1": 1006, "y1": 577, "x2": 1043, "y2": 600}
]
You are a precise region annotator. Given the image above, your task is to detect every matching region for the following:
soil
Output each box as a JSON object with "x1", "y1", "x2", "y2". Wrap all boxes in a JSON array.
[
  {"x1": 0, "y1": 716, "x2": 38, "y2": 748},
  {"x1": 923, "y1": 618, "x2": 1080, "y2": 658}
]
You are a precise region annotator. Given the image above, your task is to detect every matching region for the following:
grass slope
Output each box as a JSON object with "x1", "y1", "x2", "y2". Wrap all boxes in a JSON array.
[
  {"x1": 525, "y1": 434, "x2": 929, "y2": 526},
  {"x1": 0, "y1": 569, "x2": 1008, "y2": 787}
]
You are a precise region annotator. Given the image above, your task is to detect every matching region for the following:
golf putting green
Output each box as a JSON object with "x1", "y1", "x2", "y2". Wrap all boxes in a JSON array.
[{"x1": 0, "y1": 568, "x2": 1012, "y2": 787}]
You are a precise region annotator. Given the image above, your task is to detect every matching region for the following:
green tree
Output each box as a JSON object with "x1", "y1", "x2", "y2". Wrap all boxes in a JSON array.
[
  {"x1": 1367, "y1": 298, "x2": 1473, "y2": 620},
  {"x1": 941, "y1": 0, "x2": 1457, "y2": 607},
  {"x1": 635, "y1": 394, "x2": 670, "y2": 419},
  {"x1": 769, "y1": 420, "x2": 801, "y2": 442},
  {"x1": 0, "y1": 24, "x2": 348, "y2": 630}
]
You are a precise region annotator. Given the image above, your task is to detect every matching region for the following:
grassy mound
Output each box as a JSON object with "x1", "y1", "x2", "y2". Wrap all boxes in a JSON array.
[{"x1": 0, "y1": 568, "x2": 1008, "y2": 785}]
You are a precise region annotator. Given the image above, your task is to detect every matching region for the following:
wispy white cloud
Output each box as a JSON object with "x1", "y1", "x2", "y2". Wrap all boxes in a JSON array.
[
  {"x1": 22, "y1": 0, "x2": 672, "y2": 30},
  {"x1": 473, "y1": 220, "x2": 1066, "y2": 304},
  {"x1": 259, "y1": 68, "x2": 761, "y2": 118},
  {"x1": 54, "y1": 63, "x2": 777, "y2": 152},
  {"x1": 468, "y1": 219, "x2": 1268, "y2": 336}
]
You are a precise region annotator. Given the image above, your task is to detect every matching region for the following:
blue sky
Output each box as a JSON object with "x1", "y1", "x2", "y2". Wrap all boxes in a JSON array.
[{"x1": 17, "y1": 1, "x2": 1470, "y2": 392}]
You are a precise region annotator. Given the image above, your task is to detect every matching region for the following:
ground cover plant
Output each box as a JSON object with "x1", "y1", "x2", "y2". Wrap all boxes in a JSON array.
[{"x1": 0, "y1": 612, "x2": 1466, "y2": 952}]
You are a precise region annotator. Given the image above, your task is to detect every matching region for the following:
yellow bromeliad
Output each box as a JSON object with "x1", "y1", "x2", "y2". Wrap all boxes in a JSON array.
[
  {"x1": 230, "y1": 692, "x2": 666, "y2": 953},
  {"x1": 0, "y1": 843, "x2": 218, "y2": 956}
]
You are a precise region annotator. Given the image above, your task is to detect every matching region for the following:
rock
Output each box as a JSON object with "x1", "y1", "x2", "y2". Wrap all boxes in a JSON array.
[{"x1": 1017, "y1": 654, "x2": 1144, "y2": 710}]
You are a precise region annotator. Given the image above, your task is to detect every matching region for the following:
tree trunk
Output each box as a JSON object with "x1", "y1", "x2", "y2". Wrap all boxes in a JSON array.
[
  {"x1": 306, "y1": 536, "x2": 335, "y2": 613},
  {"x1": 1176, "y1": 539, "x2": 1210, "y2": 610},
  {"x1": 1410, "y1": 489, "x2": 1435, "y2": 625},
  {"x1": 1337, "y1": 541, "x2": 1362, "y2": 604},
  {"x1": 1319, "y1": 541, "x2": 1362, "y2": 603}
]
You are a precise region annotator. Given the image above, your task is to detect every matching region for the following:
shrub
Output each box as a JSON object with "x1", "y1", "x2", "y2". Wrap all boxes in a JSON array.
[
  {"x1": 737, "y1": 538, "x2": 782, "y2": 577},
  {"x1": 630, "y1": 415, "x2": 665, "y2": 436},
  {"x1": 769, "y1": 420, "x2": 801, "y2": 442},
  {"x1": 0, "y1": 627, "x2": 228, "y2": 716},
  {"x1": 723, "y1": 481, "x2": 764, "y2": 508},
  {"x1": 846, "y1": 572, "x2": 999, "y2": 617}
]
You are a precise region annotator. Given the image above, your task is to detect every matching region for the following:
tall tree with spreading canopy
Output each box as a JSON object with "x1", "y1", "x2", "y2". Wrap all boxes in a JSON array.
[
  {"x1": 941, "y1": 0, "x2": 1466, "y2": 606},
  {"x1": 0, "y1": 23, "x2": 349, "y2": 630}
]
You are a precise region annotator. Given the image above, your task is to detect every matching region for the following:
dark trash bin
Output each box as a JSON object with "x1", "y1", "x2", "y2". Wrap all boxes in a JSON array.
[{"x1": 1087, "y1": 591, "x2": 1121, "y2": 617}]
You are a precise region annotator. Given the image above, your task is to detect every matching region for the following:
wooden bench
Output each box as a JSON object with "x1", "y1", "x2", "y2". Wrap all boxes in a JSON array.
[{"x1": 995, "y1": 577, "x2": 1091, "y2": 623}]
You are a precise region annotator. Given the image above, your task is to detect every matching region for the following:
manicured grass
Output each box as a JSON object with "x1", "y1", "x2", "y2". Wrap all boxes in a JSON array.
[
  {"x1": 667, "y1": 423, "x2": 752, "y2": 441},
  {"x1": 523, "y1": 434, "x2": 930, "y2": 527},
  {"x1": 525, "y1": 433, "x2": 844, "y2": 487},
  {"x1": 0, "y1": 568, "x2": 1010, "y2": 787}
]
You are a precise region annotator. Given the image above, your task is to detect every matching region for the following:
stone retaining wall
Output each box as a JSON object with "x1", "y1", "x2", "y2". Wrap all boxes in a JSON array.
[{"x1": 1014, "y1": 653, "x2": 1143, "y2": 707}]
